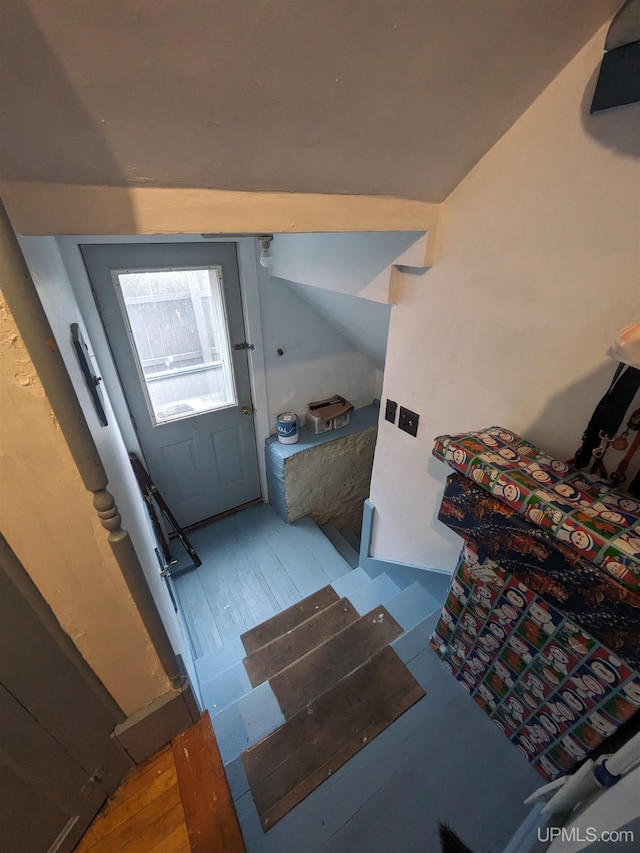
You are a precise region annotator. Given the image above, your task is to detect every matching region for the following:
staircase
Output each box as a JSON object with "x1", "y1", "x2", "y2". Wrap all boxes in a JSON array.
[
  {"x1": 177, "y1": 512, "x2": 542, "y2": 851},
  {"x1": 192, "y1": 524, "x2": 442, "y2": 770}
]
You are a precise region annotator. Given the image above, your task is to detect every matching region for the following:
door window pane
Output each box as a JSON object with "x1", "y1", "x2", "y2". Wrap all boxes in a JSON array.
[{"x1": 114, "y1": 267, "x2": 237, "y2": 425}]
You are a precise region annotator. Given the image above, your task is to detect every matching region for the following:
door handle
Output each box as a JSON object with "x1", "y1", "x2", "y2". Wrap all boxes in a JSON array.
[{"x1": 240, "y1": 406, "x2": 251, "y2": 416}]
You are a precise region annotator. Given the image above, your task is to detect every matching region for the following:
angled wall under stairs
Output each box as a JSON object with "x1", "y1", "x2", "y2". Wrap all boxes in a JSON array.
[{"x1": 268, "y1": 230, "x2": 436, "y2": 375}]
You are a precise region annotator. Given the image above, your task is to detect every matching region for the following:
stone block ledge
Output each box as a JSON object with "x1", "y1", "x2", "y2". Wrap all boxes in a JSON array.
[{"x1": 266, "y1": 404, "x2": 379, "y2": 531}]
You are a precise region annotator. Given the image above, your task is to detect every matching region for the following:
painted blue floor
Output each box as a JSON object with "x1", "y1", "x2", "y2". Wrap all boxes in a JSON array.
[
  {"x1": 229, "y1": 637, "x2": 541, "y2": 853},
  {"x1": 172, "y1": 504, "x2": 541, "y2": 853},
  {"x1": 172, "y1": 504, "x2": 352, "y2": 659}
]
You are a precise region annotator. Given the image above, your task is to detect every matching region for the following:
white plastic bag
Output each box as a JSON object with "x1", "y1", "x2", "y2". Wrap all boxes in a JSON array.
[{"x1": 608, "y1": 320, "x2": 640, "y2": 368}]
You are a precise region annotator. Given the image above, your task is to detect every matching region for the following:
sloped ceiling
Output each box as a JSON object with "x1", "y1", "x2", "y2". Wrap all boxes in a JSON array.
[
  {"x1": 276, "y1": 278, "x2": 391, "y2": 370},
  {"x1": 0, "y1": 0, "x2": 619, "y2": 202}
]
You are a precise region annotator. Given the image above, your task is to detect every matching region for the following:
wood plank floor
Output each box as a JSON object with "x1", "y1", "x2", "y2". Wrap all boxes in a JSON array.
[
  {"x1": 75, "y1": 713, "x2": 245, "y2": 853},
  {"x1": 75, "y1": 746, "x2": 190, "y2": 853},
  {"x1": 172, "y1": 505, "x2": 349, "y2": 659}
]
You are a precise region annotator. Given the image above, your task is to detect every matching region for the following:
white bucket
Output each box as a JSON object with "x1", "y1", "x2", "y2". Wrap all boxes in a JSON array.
[{"x1": 276, "y1": 412, "x2": 299, "y2": 444}]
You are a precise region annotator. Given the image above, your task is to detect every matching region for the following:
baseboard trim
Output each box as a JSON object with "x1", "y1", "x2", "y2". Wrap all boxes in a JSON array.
[
  {"x1": 113, "y1": 678, "x2": 200, "y2": 765},
  {"x1": 360, "y1": 499, "x2": 451, "y2": 601}
]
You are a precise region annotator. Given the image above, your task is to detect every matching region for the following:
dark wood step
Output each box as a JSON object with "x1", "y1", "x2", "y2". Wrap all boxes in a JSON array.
[
  {"x1": 173, "y1": 711, "x2": 246, "y2": 852},
  {"x1": 242, "y1": 646, "x2": 425, "y2": 830},
  {"x1": 243, "y1": 598, "x2": 359, "y2": 688},
  {"x1": 270, "y1": 605, "x2": 404, "y2": 719},
  {"x1": 240, "y1": 584, "x2": 339, "y2": 655}
]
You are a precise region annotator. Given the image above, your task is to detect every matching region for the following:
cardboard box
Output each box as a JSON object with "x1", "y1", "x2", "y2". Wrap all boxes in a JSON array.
[
  {"x1": 307, "y1": 395, "x2": 354, "y2": 434},
  {"x1": 306, "y1": 410, "x2": 333, "y2": 434}
]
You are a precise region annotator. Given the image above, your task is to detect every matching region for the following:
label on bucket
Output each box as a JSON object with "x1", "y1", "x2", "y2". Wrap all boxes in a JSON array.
[{"x1": 277, "y1": 412, "x2": 299, "y2": 444}]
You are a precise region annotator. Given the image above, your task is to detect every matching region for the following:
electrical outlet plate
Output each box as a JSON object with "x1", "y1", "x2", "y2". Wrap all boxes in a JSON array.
[
  {"x1": 385, "y1": 399, "x2": 397, "y2": 424},
  {"x1": 398, "y1": 406, "x2": 419, "y2": 437}
]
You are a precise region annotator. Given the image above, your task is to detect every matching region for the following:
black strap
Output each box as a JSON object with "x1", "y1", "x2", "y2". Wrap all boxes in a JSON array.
[
  {"x1": 129, "y1": 452, "x2": 202, "y2": 568},
  {"x1": 574, "y1": 365, "x2": 640, "y2": 468}
]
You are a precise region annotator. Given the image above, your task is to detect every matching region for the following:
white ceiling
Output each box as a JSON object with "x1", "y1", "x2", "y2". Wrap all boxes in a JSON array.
[{"x1": 0, "y1": 0, "x2": 618, "y2": 201}]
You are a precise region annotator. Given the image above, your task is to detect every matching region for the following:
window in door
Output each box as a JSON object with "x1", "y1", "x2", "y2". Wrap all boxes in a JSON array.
[{"x1": 114, "y1": 266, "x2": 237, "y2": 426}]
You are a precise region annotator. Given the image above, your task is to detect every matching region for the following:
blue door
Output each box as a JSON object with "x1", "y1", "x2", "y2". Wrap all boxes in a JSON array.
[{"x1": 82, "y1": 242, "x2": 261, "y2": 528}]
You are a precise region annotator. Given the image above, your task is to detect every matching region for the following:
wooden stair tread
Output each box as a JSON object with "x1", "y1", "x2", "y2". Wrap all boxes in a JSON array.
[
  {"x1": 172, "y1": 711, "x2": 246, "y2": 852},
  {"x1": 242, "y1": 646, "x2": 425, "y2": 830},
  {"x1": 240, "y1": 585, "x2": 339, "y2": 655},
  {"x1": 243, "y1": 597, "x2": 359, "y2": 688},
  {"x1": 270, "y1": 605, "x2": 404, "y2": 719}
]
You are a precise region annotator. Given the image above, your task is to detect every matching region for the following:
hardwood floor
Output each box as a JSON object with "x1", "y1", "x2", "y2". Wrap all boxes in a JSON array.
[
  {"x1": 75, "y1": 713, "x2": 245, "y2": 853},
  {"x1": 74, "y1": 746, "x2": 189, "y2": 853}
]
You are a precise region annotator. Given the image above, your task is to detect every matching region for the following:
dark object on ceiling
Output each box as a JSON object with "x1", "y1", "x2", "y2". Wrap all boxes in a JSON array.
[{"x1": 591, "y1": 0, "x2": 640, "y2": 112}]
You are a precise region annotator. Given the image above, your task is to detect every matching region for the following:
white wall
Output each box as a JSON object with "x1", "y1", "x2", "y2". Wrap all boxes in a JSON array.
[
  {"x1": 277, "y1": 278, "x2": 391, "y2": 370},
  {"x1": 270, "y1": 232, "x2": 427, "y2": 303},
  {"x1": 18, "y1": 236, "x2": 192, "y2": 710},
  {"x1": 0, "y1": 285, "x2": 171, "y2": 716},
  {"x1": 257, "y1": 267, "x2": 379, "y2": 427},
  {"x1": 370, "y1": 26, "x2": 640, "y2": 570}
]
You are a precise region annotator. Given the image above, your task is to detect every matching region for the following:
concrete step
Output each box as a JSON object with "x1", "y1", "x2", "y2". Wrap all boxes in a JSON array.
[
  {"x1": 391, "y1": 610, "x2": 441, "y2": 666},
  {"x1": 339, "y1": 526, "x2": 361, "y2": 555},
  {"x1": 320, "y1": 523, "x2": 359, "y2": 568},
  {"x1": 194, "y1": 636, "x2": 246, "y2": 685},
  {"x1": 211, "y1": 680, "x2": 285, "y2": 766},
  {"x1": 288, "y1": 515, "x2": 354, "y2": 581},
  {"x1": 383, "y1": 582, "x2": 441, "y2": 634},
  {"x1": 345, "y1": 572, "x2": 401, "y2": 615},
  {"x1": 200, "y1": 659, "x2": 252, "y2": 717},
  {"x1": 331, "y1": 566, "x2": 370, "y2": 598}
]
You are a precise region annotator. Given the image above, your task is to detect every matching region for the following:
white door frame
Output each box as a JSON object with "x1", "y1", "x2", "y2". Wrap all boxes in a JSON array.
[
  {"x1": 57, "y1": 234, "x2": 270, "y2": 501},
  {"x1": 235, "y1": 238, "x2": 270, "y2": 500}
]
